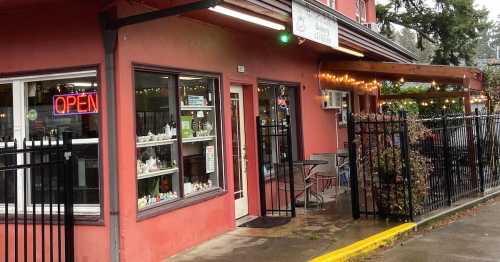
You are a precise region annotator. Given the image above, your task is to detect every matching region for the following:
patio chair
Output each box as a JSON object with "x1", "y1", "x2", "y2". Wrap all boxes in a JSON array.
[{"x1": 310, "y1": 153, "x2": 338, "y2": 200}]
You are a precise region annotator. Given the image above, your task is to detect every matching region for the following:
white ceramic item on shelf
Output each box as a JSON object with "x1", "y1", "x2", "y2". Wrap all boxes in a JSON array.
[{"x1": 165, "y1": 124, "x2": 172, "y2": 139}]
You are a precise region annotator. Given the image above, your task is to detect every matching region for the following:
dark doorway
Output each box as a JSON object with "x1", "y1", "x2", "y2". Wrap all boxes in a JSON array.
[{"x1": 257, "y1": 82, "x2": 300, "y2": 162}]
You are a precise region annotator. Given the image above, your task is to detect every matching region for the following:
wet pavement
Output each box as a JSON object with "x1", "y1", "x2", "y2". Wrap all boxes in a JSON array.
[
  {"x1": 167, "y1": 194, "x2": 395, "y2": 262},
  {"x1": 367, "y1": 196, "x2": 500, "y2": 262}
]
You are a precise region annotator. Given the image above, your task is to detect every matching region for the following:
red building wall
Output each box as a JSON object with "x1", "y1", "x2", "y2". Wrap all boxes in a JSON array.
[
  {"x1": 114, "y1": 2, "x2": 341, "y2": 260},
  {"x1": 0, "y1": 2, "x2": 110, "y2": 262},
  {"x1": 0, "y1": 0, "x2": 364, "y2": 261}
]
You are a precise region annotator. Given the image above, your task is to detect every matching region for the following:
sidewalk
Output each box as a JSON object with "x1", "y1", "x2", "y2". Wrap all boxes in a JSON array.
[
  {"x1": 167, "y1": 195, "x2": 396, "y2": 262},
  {"x1": 365, "y1": 196, "x2": 500, "y2": 262}
]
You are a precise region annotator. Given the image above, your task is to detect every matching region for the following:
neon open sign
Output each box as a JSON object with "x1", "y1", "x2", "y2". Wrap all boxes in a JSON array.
[{"x1": 53, "y1": 92, "x2": 98, "y2": 116}]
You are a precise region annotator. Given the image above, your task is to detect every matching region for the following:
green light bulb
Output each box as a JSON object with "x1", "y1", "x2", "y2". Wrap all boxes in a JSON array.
[{"x1": 279, "y1": 32, "x2": 291, "y2": 44}]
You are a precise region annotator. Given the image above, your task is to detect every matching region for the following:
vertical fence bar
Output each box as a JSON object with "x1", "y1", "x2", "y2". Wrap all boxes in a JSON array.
[
  {"x1": 475, "y1": 109, "x2": 485, "y2": 193},
  {"x1": 31, "y1": 140, "x2": 36, "y2": 262},
  {"x1": 41, "y1": 140, "x2": 46, "y2": 262},
  {"x1": 347, "y1": 113, "x2": 360, "y2": 219},
  {"x1": 400, "y1": 111, "x2": 413, "y2": 220},
  {"x1": 63, "y1": 132, "x2": 74, "y2": 262},
  {"x1": 23, "y1": 139, "x2": 28, "y2": 262},
  {"x1": 286, "y1": 115, "x2": 296, "y2": 217},
  {"x1": 4, "y1": 141, "x2": 9, "y2": 262},
  {"x1": 256, "y1": 117, "x2": 267, "y2": 217},
  {"x1": 15, "y1": 142, "x2": 19, "y2": 262},
  {"x1": 442, "y1": 113, "x2": 453, "y2": 206}
]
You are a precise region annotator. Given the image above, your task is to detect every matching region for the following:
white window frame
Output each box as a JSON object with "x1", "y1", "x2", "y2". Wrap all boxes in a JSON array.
[
  {"x1": 0, "y1": 70, "x2": 100, "y2": 215},
  {"x1": 356, "y1": 0, "x2": 367, "y2": 23}
]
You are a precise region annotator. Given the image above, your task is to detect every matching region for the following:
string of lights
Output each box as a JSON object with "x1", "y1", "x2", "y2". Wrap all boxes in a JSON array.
[{"x1": 319, "y1": 73, "x2": 381, "y2": 91}]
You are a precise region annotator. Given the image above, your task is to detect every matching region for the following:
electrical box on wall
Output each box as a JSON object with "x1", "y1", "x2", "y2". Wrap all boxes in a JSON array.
[{"x1": 321, "y1": 89, "x2": 343, "y2": 109}]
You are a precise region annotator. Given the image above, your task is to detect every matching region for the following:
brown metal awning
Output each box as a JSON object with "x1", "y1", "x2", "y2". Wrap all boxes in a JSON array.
[{"x1": 322, "y1": 60, "x2": 484, "y2": 91}]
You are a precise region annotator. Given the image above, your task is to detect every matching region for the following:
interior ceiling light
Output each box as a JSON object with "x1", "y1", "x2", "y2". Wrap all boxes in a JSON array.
[
  {"x1": 209, "y1": 6, "x2": 286, "y2": 31},
  {"x1": 333, "y1": 46, "x2": 364, "y2": 58}
]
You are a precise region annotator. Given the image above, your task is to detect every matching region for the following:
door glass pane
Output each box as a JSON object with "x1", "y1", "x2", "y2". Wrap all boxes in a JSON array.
[
  {"x1": 25, "y1": 76, "x2": 100, "y2": 205},
  {"x1": 231, "y1": 92, "x2": 243, "y2": 199},
  {"x1": 258, "y1": 84, "x2": 298, "y2": 175},
  {"x1": 0, "y1": 83, "x2": 16, "y2": 203}
]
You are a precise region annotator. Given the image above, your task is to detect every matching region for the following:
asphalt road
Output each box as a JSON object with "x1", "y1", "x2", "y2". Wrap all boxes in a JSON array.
[{"x1": 370, "y1": 197, "x2": 500, "y2": 262}]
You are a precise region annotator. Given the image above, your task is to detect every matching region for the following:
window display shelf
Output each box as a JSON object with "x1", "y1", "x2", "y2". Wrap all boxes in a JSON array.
[
  {"x1": 137, "y1": 167, "x2": 179, "y2": 180},
  {"x1": 182, "y1": 136, "x2": 215, "y2": 143},
  {"x1": 180, "y1": 106, "x2": 214, "y2": 111},
  {"x1": 136, "y1": 139, "x2": 177, "y2": 148}
]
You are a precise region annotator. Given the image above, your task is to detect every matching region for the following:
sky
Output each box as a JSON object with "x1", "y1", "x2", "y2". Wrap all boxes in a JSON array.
[{"x1": 376, "y1": 0, "x2": 500, "y2": 22}]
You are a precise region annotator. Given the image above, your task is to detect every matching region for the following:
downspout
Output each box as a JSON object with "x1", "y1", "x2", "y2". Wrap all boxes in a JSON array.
[{"x1": 99, "y1": 11, "x2": 120, "y2": 262}]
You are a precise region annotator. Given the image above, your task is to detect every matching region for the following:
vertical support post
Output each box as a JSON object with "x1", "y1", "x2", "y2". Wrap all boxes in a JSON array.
[
  {"x1": 475, "y1": 109, "x2": 485, "y2": 193},
  {"x1": 347, "y1": 113, "x2": 360, "y2": 219},
  {"x1": 399, "y1": 111, "x2": 413, "y2": 221},
  {"x1": 442, "y1": 113, "x2": 453, "y2": 206},
  {"x1": 256, "y1": 117, "x2": 267, "y2": 217},
  {"x1": 63, "y1": 131, "x2": 74, "y2": 262},
  {"x1": 286, "y1": 115, "x2": 296, "y2": 217}
]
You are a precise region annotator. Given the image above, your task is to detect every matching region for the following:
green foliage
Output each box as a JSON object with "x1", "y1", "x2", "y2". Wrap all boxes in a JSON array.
[
  {"x1": 355, "y1": 115, "x2": 433, "y2": 217},
  {"x1": 475, "y1": 21, "x2": 500, "y2": 61},
  {"x1": 484, "y1": 65, "x2": 500, "y2": 109},
  {"x1": 377, "y1": 0, "x2": 490, "y2": 66}
]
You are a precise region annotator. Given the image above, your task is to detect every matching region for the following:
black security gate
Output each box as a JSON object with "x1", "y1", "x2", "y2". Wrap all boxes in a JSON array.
[
  {"x1": 1, "y1": 132, "x2": 75, "y2": 262},
  {"x1": 348, "y1": 110, "x2": 500, "y2": 221},
  {"x1": 257, "y1": 116, "x2": 296, "y2": 217}
]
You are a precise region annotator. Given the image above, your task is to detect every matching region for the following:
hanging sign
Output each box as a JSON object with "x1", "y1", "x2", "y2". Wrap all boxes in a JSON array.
[
  {"x1": 292, "y1": 1, "x2": 339, "y2": 48},
  {"x1": 53, "y1": 92, "x2": 98, "y2": 116}
]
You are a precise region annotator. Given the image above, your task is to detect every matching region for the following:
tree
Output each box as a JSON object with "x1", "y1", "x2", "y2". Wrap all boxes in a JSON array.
[
  {"x1": 394, "y1": 27, "x2": 436, "y2": 63},
  {"x1": 475, "y1": 19, "x2": 500, "y2": 62},
  {"x1": 377, "y1": 0, "x2": 489, "y2": 66},
  {"x1": 484, "y1": 65, "x2": 500, "y2": 111}
]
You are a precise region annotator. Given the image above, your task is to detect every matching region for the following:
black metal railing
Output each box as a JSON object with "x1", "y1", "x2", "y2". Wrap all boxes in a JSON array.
[
  {"x1": 1, "y1": 132, "x2": 75, "y2": 262},
  {"x1": 257, "y1": 116, "x2": 296, "y2": 217},
  {"x1": 348, "y1": 110, "x2": 500, "y2": 220}
]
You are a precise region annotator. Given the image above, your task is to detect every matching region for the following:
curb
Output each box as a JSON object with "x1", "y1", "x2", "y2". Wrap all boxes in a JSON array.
[
  {"x1": 309, "y1": 223, "x2": 416, "y2": 262},
  {"x1": 416, "y1": 189, "x2": 500, "y2": 228}
]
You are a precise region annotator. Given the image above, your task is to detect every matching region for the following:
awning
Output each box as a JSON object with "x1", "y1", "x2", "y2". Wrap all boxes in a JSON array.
[
  {"x1": 322, "y1": 60, "x2": 484, "y2": 91},
  {"x1": 223, "y1": 0, "x2": 416, "y2": 63}
]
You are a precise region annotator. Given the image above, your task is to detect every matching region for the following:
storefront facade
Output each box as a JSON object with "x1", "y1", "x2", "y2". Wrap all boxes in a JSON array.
[{"x1": 0, "y1": 0, "x2": 413, "y2": 261}]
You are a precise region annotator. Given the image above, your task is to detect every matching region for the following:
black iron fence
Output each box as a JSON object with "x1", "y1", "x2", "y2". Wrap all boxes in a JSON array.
[
  {"x1": 257, "y1": 116, "x2": 296, "y2": 217},
  {"x1": 348, "y1": 110, "x2": 500, "y2": 220},
  {"x1": 1, "y1": 132, "x2": 75, "y2": 262}
]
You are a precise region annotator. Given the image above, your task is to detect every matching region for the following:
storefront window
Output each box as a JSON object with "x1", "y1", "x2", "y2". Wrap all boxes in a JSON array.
[
  {"x1": 0, "y1": 71, "x2": 101, "y2": 213},
  {"x1": 179, "y1": 75, "x2": 218, "y2": 196},
  {"x1": 134, "y1": 69, "x2": 222, "y2": 211},
  {"x1": 0, "y1": 84, "x2": 13, "y2": 141},
  {"x1": 135, "y1": 71, "x2": 180, "y2": 210},
  {"x1": 25, "y1": 76, "x2": 100, "y2": 205},
  {"x1": 0, "y1": 83, "x2": 15, "y2": 203}
]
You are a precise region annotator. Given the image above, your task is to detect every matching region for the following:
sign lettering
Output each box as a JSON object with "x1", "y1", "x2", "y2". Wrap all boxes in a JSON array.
[{"x1": 53, "y1": 92, "x2": 98, "y2": 116}]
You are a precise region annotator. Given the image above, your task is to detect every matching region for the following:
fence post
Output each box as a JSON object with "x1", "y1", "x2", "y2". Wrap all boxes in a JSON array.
[
  {"x1": 63, "y1": 131, "x2": 74, "y2": 262},
  {"x1": 347, "y1": 112, "x2": 360, "y2": 219},
  {"x1": 399, "y1": 111, "x2": 414, "y2": 221},
  {"x1": 285, "y1": 115, "x2": 296, "y2": 217},
  {"x1": 441, "y1": 113, "x2": 453, "y2": 206},
  {"x1": 256, "y1": 117, "x2": 267, "y2": 217},
  {"x1": 475, "y1": 109, "x2": 485, "y2": 193}
]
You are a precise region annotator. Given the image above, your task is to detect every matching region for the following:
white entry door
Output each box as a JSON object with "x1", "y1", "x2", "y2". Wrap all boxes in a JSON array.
[{"x1": 230, "y1": 86, "x2": 248, "y2": 219}]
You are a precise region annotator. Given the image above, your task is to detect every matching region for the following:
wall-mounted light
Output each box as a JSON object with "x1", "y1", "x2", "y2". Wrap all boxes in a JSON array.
[
  {"x1": 333, "y1": 46, "x2": 364, "y2": 57},
  {"x1": 209, "y1": 6, "x2": 286, "y2": 31}
]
